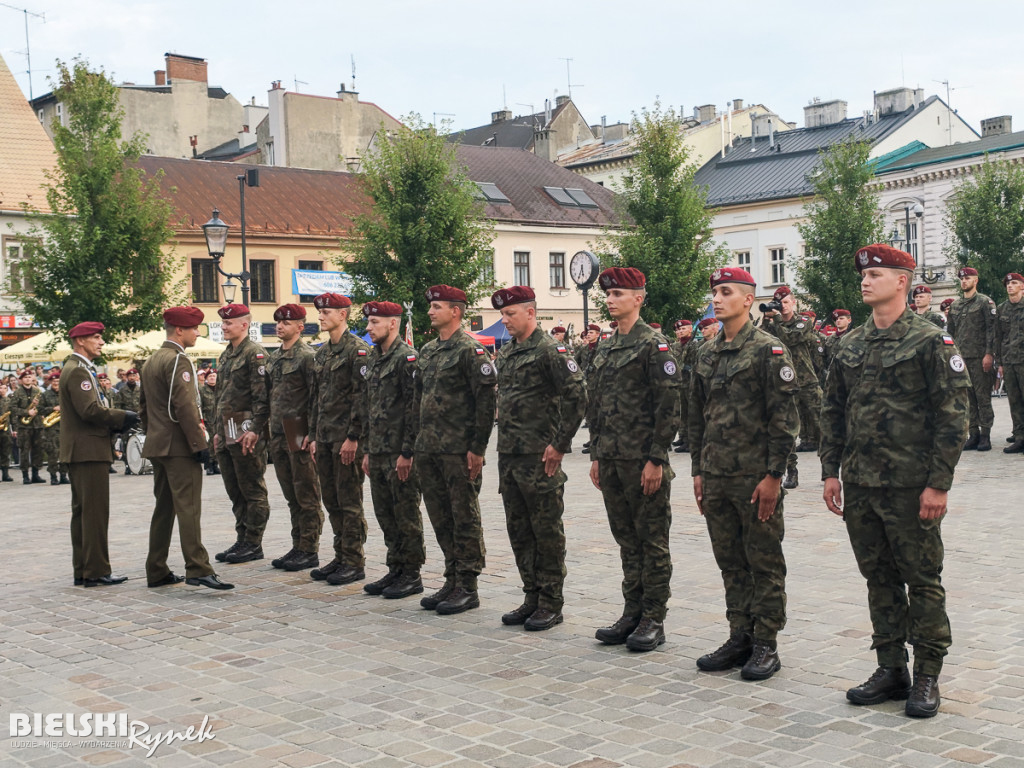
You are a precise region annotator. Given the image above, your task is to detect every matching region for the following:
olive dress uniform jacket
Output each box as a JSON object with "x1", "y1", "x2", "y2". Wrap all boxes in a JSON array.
[
  {"x1": 140, "y1": 342, "x2": 208, "y2": 456},
  {"x1": 59, "y1": 355, "x2": 127, "y2": 462}
]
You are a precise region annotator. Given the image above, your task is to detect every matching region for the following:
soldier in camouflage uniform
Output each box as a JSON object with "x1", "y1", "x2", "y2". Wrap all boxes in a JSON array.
[
  {"x1": 996, "y1": 272, "x2": 1024, "y2": 453},
  {"x1": 212, "y1": 304, "x2": 272, "y2": 565},
  {"x1": 360, "y1": 301, "x2": 424, "y2": 599},
  {"x1": 492, "y1": 286, "x2": 586, "y2": 631},
  {"x1": 414, "y1": 284, "x2": 496, "y2": 615},
  {"x1": 912, "y1": 285, "x2": 946, "y2": 329},
  {"x1": 823, "y1": 309, "x2": 853, "y2": 378},
  {"x1": 11, "y1": 369, "x2": 47, "y2": 484},
  {"x1": 689, "y1": 267, "x2": 799, "y2": 680},
  {"x1": 199, "y1": 370, "x2": 219, "y2": 474},
  {"x1": 588, "y1": 267, "x2": 680, "y2": 652},
  {"x1": 0, "y1": 381, "x2": 14, "y2": 481},
  {"x1": 113, "y1": 368, "x2": 142, "y2": 474},
  {"x1": 40, "y1": 371, "x2": 69, "y2": 484},
  {"x1": 947, "y1": 266, "x2": 998, "y2": 451},
  {"x1": 267, "y1": 304, "x2": 323, "y2": 572},
  {"x1": 670, "y1": 319, "x2": 695, "y2": 453},
  {"x1": 308, "y1": 293, "x2": 370, "y2": 587},
  {"x1": 821, "y1": 243, "x2": 969, "y2": 719},
  {"x1": 576, "y1": 324, "x2": 601, "y2": 455},
  {"x1": 762, "y1": 286, "x2": 820, "y2": 487}
]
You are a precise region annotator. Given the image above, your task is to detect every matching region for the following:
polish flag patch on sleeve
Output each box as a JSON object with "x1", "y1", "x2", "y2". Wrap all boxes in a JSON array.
[
  {"x1": 357, "y1": 349, "x2": 368, "y2": 356},
  {"x1": 771, "y1": 346, "x2": 785, "y2": 355},
  {"x1": 657, "y1": 342, "x2": 669, "y2": 352},
  {"x1": 474, "y1": 348, "x2": 486, "y2": 355},
  {"x1": 556, "y1": 345, "x2": 567, "y2": 353},
  {"x1": 942, "y1": 335, "x2": 955, "y2": 345},
  {"x1": 255, "y1": 353, "x2": 265, "y2": 359},
  {"x1": 406, "y1": 354, "x2": 417, "y2": 362}
]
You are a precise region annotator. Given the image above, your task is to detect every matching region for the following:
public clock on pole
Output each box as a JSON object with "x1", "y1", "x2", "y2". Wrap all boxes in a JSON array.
[{"x1": 570, "y1": 250, "x2": 600, "y2": 288}]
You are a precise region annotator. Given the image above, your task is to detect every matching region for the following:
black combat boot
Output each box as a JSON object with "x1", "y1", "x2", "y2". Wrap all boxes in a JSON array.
[
  {"x1": 31, "y1": 468, "x2": 46, "y2": 484},
  {"x1": 60, "y1": 472, "x2": 69, "y2": 484},
  {"x1": 976, "y1": 430, "x2": 992, "y2": 451},
  {"x1": 325, "y1": 564, "x2": 365, "y2": 585},
  {"x1": 420, "y1": 581, "x2": 455, "y2": 610},
  {"x1": 271, "y1": 548, "x2": 298, "y2": 569},
  {"x1": 1, "y1": 467, "x2": 12, "y2": 482},
  {"x1": 595, "y1": 615, "x2": 641, "y2": 645},
  {"x1": 22, "y1": 469, "x2": 31, "y2": 485},
  {"x1": 224, "y1": 543, "x2": 264, "y2": 564},
  {"x1": 435, "y1": 586, "x2": 480, "y2": 615},
  {"x1": 501, "y1": 603, "x2": 537, "y2": 626},
  {"x1": 696, "y1": 631, "x2": 753, "y2": 671},
  {"x1": 625, "y1": 617, "x2": 666, "y2": 652},
  {"x1": 381, "y1": 571, "x2": 424, "y2": 599},
  {"x1": 905, "y1": 672, "x2": 941, "y2": 718},
  {"x1": 363, "y1": 569, "x2": 399, "y2": 595},
  {"x1": 740, "y1": 640, "x2": 781, "y2": 680},
  {"x1": 963, "y1": 429, "x2": 980, "y2": 450},
  {"x1": 783, "y1": 467, "x2": 799, "y2": 489},
  {"x1": 50, "y1": 473, "x2": 59, "y2": 486},
  {"x1": 310, "y1": 559, "x2": 343, "y2": 581},
  {"x1": 1004, "y1": 439, "x2": 1024, "y2": 454},
  {"x1": 846, "y1": 665, "x2": 912, "y2": 705},
  {"x1": 282, "y1": 551, "x2": 319, "y2": 572}
]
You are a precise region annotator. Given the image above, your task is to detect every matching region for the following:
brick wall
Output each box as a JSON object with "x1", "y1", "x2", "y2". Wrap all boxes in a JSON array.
[{"x1": 165, "y1": 54, "x2": 207, "y2": 83}]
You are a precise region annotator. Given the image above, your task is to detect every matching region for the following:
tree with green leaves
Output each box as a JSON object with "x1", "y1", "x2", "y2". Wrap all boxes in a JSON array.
[
  {"x1": 944, "y1": 155, "x2": 1024, "y2": 295},
  {"x1": 599, "y1": 102, "x2": 726, "y2": 326},
  {"x1": 15, "y1": 58, "x2": 181, "y2": 344},
  {"x1": 795, "y1": 137, "x2": 884, "y2": 325},
  {"x1": 346, "y1": 115, "x2": 493, "y2": 345}
]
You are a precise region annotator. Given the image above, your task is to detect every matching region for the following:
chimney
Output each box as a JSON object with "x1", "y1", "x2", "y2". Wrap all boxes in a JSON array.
[
  {"x1": 555, "y1": 94, "x2": 570, "y2": 107},
  {"x1": 601, "y1": 115, "x2": 608, "y2": 145},
  {"x1": 154, "y1": 70, "x2": 166, "y2": 86},
  {"x1": 491, "y1": 108, "x2": 512, "y2": 123},
  {"x1": 271, "y1": 80, "x2": 282, "y2": 90},
  {"x1": 336, "y1": 84, "x2": 359, "y2": 103},
  {"x1": 874, "y1": 87, "x2": 921, "y2": 116},
  {"x1": 695, "y1": 104, "x2": 716, "y2": 123},
  {"x1": 803, "y1": 98, "x2": 848, "y2": 128},
  {"x1": 732, "y1": 98, "x2": 744, "y2": 111},
  {"x1": 981, "y1": 116, "x2": 1013, "y2": 137},
  {"x1": 533, "y1": 127, "x2": 558, "y2": 163},
  {"x1": 164, "y1": 53, "x2": 208, "y2": 83}
]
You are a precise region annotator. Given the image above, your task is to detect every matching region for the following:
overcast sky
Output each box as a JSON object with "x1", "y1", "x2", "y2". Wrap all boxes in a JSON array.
[{"x1": 3, "y1": 0, "x2": 1023, "y2": 138}]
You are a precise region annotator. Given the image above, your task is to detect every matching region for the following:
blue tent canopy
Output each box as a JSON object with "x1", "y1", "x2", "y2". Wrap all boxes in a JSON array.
[{"x1": 479, "y1": 318, "x2": 512, "y2": 348}]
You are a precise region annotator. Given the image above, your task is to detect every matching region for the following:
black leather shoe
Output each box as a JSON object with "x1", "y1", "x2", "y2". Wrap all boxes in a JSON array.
[
  {"x1": 1004, "y1": 440, "x2": 1024, "y2": 454},
  {"x1": 282, "y1": 551, "x2": 319, "y2": 572},
  {"x1": 595, "y1": 615, "x2": 641, "y2": 645},
  {"x1": 501, "y1": 603, "x2": 537, "y2": 626},
  {"x1": 740, "y1": 641, "x2": 781, "y2": 680},
  {"x1": 271, "y1": 548, "x2": 298, "y2": 569},
  {"x1": 224, "y1": 544, "x2": 264, "y2": 564},
  {"x1": 846, "y1": 665, "x2": 912, "y2": 705},
  {"x1": 977, "y1": 433, "x2": 992, "y2": 451},
  {"x1": 147, "y1": 572, "x2": 185, "y2": 588},
  {"x1": 363, "y1": 570, "x2": 399, "y2": 595},
  {"x1": 905, "y1": 673, "x2": 940, "y2": 718},
  {"x1": 60, "y1": 473, "x2": 70, "y2": 484},
  {"x1": 436, "y1": 586, "x2": 480, "y2": 615},
  {"x1": 696, "y1": 632, "x2": 754, "y2": 671},
  {"x1": 795, "y1": 441, "x2": 818, "y2": 453},
  {"x1": 963, "y1": 431, "x2": 980, "y2": 450},
  {"x1": 626, "y1": 617, "x2": 665, "y2": 651},
  {"x1": 782, "y1": 468, "x2": 799, "y2": 489},
  {"x1": 73, "y1": 577, "x2": 83, "y2": 586},
  {"x1": 50, "y1": 474, "x2": 59, "y2": 485},
  {"x1": 381, "y1": 572, "x2": 424, "y2": 599},
  {"x1": 673, "y1": 443, "x2": 689, "y2": 453},
  {"x1": 525, "y1": 608, "x2": 564, "y2": 632},
  {"x1": 215, "y1": 541, "x2": 243, "y2": 563},
  {"x1": 186, "y1": 574, "x2": 235, "y2": 590},
  {"x1": 420, "y1": 582, "x2": 454, "y2": 609},
  {"x1": 108, "y1": 466, "x2": 116, "y2": 474},
  {"x1": 310, "y1": 559, "x2": 343, "y2": 581},
  {"x1": 124, "y1": 467, "x2": 133, "y2": 476},
  {"x1": 83, "y1": 574, "x2": 128, "y2": 587},
  {"x1": 22, "y1": 471, "x2": 31, "y2": 485},
  {"x1": 31, "y1": 469, "x2": 46, "y2": 483},
  {"x1": 1007, "y1": 435, "x2": 1016, "y2": 443},
  {"x1": 325, "y1": 565, "x2": 365, "y2": 585},
  {"x1": 0, "y1": 468, "x2": 12, "y2": 482}
]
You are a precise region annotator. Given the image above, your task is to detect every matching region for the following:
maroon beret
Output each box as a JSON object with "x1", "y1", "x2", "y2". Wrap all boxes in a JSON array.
[
  {"x1": 609, "y1": 321, "x2": 618, "y2": 329},
  {"x1": 550, "y1": 326, "x2": 566, "y2": 334},
  {"x1": 772, "y1": 286, "x2": 792, "y2": 301},
  {"x1": 313, "y1": 293, "x2": 351, "y2": 309},
  {"x1": 274, "y1": 304, "x2": 307, "y2": 321},
  {"x1": 490, "y1": 285, "x2": 535, "y2": 309},
  {"x1": 710, "y1": 267, "x2": 757, "y2": 288},
  {"x1": 97, "y1": 373, "x2": 109, "y2": 380},
  {"x1": 832, "y1": 309, "x2": 851, "y2": 319},
  {"x1": 598, "y1": 267, "x2": 646, "y2": 291},
  {"x1": 800, "y1": 310, "x2": 816, "y2": 319},
  {"x1": 957, "y1": 267, "x2": 978, "y2": 278},
  {"x1": 912, "y1": 285, "x2": 932, "y2": 296},
  {"x1": 674, "y1": 319, "x2": 692, "y2": 329},
  {"x1": 426, "y1": 284, "x2": 467, "y2": 303},
  {"x1": 1004, "y1": 272, "x2": 1024, "y2": 285},
  {"x1": 218, "y1": 303, "x2": 251, "y2": 319},
  {"x1": 163, "y1": 306, "x2": 205, "y2": 327},
  {"x1": 580, "y1": 330, "x2": 588, "y2": 338},
  {"x1": 46, "y1": 369, "x2": 61, "y2": 381},
  {"x1": 69, "y1": 321, "x2": 105, "y2": 338},
  {"x1": 649, "y1": 323, "x2": 662, "y2": 330},
  {"x1": 940, "y1": 298, "x2": 954, "y2": 310},
  {"x1": 855, "y1": 244, "x2": 916, "y2": 272},
  {"x1": 362, "y1": 301, "x2": 403, "y2": 317},
  {"x1": 698, "y1": 317, "x2": 719, "y2": 330},
  {"x1": 587, "y1": 323, "x2": 601, "y2": 333},
  {"x1": 126, "y1": 368, "x2": 138, "y2": 375},
  {"x1": 18, "y1": 369, "x2": 34, "y2": 380}
]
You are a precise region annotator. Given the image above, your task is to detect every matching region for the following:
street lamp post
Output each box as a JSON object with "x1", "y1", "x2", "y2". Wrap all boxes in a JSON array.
[
  {"x1": 236, "y1": 169, "x2": 260, "y2": 306},
  {"x1": 905, "y1": 201, "x2": 924, "y2": 266},
  {"x1": 202, "y1": 209, "x2": 250, "y2": 306}
]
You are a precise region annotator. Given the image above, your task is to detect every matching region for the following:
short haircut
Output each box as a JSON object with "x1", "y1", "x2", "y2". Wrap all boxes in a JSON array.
[{"x1": 448, "y1": 301, "x2": 467, "y2": 316}]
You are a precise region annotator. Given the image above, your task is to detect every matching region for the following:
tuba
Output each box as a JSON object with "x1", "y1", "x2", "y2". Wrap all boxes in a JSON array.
[
  {"x1": 20, "y1": 394, "x2": 40, "y2": 426},
  {"x1": 0, "y1": 411, "x2": 9, "y2": 430},
  {"x1": 43, "y1": 409, "x2": 61, "y2": 428}
]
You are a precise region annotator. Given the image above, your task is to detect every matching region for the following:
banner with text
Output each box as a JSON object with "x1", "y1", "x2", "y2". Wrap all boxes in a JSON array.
[{"x1": 291, "y1": 270, "x2": 353, "y2": 296}]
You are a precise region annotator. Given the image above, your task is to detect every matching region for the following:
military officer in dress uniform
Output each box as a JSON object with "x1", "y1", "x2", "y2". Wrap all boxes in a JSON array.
[
  {"x1": 308, "y1": 293, "x2": 370, "y2": 586},
  {"x1": 492, "y1": 286, "x2": 586, "y2": 631},
  {"x1": 60, "y1": 322, "x2": 139, "y2": 586},
  {"x1": 947, "y1": 267, "x2": 998, "y2": 451},
  {"x1": 996, "y1": 273, "x2": 1024, "y2": 453},
  {"x1": 267, "y1": 303, "x2": 323, "y2": 572},
  {"x1": 413, "y1": 285, "x2": 496, "y2": 614},
  {"x1": 141, "y1": 306, "x2": 233, "y2": 590},
  {"x1": 912, "y1": 285, "x2": 946, "y2": 328},
  {"x1": 588, "y1": 267, "x2": 681, "y2": 652},
  {"x1": 689, "y1": 268, "x2": 799, "y2": 681},
  {"x1": 821, "y1": 243, "x2": 969, "y2": 718},
  {"x1": 212, "y1": 303, "x2": 272, "y2": 564},
  {"x1": 360, "y1": 300, "x2": 425, "y2": 599}
]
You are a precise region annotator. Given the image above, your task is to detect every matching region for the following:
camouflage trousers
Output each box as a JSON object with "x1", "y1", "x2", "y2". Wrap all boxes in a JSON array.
[
  {"x1": 216, "y1": 441, "x2": 271, "y2": 546},
  {"x1": 44, "y1": 427, "x2": 66, "y2": 474},
  {"x1": 498, "y1": 453, "x2": 567, "y2": 613},
  {"x1": 701, "y1": 474, "x2": 787, "y2": 646},
  {"x1": 1002, "y1": 363, "x2": 1024, "y2": 440},
  {"x1": 269, "y1": 434, "x2": 323, "y2": 552},
  {"x1": 0, "y1": 429, "x2": 12, "y2": 468},
  {"x1": 843, "y1": 484, "x2": 951, "y2": 676},
  {"x1": 964, "y1": 357, "x2": 995, "y2": 431},
  {"x1": 597, "y1": 459, "x2": 674, "y2": 622},
  {"x1": 676, "y1": 377, "x2": 690, "y2": 443},
  {"x1": 418, "y1": 453, "x2": 485, "y2": 591},
  {"x1": 367, "y1": 453, "x2": 424, "y2": 572},
  {"x1": 315, "y1": 442, "x2": 366, "y2": 566},
  {"x1": 787, "y1": 386, "x2": 820, "y2": 470},
  {"x1": 18, "y1": 427, "x2": 44, "y2": 470}
]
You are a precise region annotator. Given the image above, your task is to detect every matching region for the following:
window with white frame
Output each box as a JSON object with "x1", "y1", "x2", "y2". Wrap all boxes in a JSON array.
[
  {"x1": 3, "y1": 239, "x2": 32, "y2": 294},
  {"x1": 514, "y1": 251, "x2": 530, "y2": 286},
  {"x1": 770, "y1": 247, "x2": 786, "y2": 285},
  {"x1": 735, "y1": 250, "x2": 751, "y2": 269},
  {"x1": 479, "y1": 250, "x2": 496, "y2": 286},
  {"x1": 549, "y1": 252, "x2": 565, "y2": 289}
]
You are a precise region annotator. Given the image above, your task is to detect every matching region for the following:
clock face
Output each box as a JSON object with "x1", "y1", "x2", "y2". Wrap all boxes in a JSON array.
[{"x1": 570, "y1": 250, "x2": 597, "y2": 286}]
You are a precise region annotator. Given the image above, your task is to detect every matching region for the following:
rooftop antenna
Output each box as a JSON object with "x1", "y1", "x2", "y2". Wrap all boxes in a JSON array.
[
  {"x1": 559, "y1": 57, "x2": 583, "y2": 100},
  {"x1": 516, "y1": 102, "x2": 536, "y2": 125},
  {"x1": 293, "y1": 75, "x2": 308, "y2": 93},
  {"x1": 433, "y1": 112, "x2": 455, "y2": 129},
  {"x1": 502, "y1": 84, "x2": 507, "y2": 110},
  {"x1": 0, "y1": 2, "x2": 46, "y2": 100},
  {"x1": 351, "y1": 55, "x2": 356, "y2": 91},
  {"x1": 933, "y1": 79, "x2": 964, "y2": 145}
]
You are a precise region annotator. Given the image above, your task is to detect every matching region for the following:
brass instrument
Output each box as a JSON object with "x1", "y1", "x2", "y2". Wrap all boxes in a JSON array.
[
  {"x1": 20, "y1": 394, "x2": 40, "y2": 426},
  {"x1": 0, "y1": 411, "x2": 9, "y2": 430},
  {"x1": 43, "y1": 409, "x2": 61, "y2": 428}
]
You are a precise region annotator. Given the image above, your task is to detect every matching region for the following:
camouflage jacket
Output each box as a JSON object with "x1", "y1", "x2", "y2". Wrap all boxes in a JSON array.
[
  {"x1": 113, "y1": 383, "x2": 141, "y2": 413},
  {"x1": 947, "y1": 292, "x2": 997, "y2": 358},
  {"x1": 574, "y1": 343, "x2": 596, "y2": 379},
  {"x1": 10, "y1": 384, "x2": 44, "y2": 429},
  {"x1": 413, "y1": 328, "x2": 496, "y2": 456},
  {"x1": 495, "y1": 327, "x2": 586, "y2": 455},
  {"x1": 671, "y1": 338, "x2": 699, "y2": 382},
  {"x1": 763, "y1": 314, "x2": 820, "y2": 389},
  {"x1": 995, "y1": 298, "x2": 1024, "y2": 365},
  {"x1": 913, "y1": 307, "x2": 946, "y2": 329},
  {"x1": 822, "y1": 329, "x2": 852, "y2": 377},
  {"x1": 362, "y1": 337, "x2": 418, "y2": 456},
  {"x1": 40, "y1": 388, "x2": 60, "y2": 429},
  {"x1": 689, "y1": 321, "x2": 800, "y2": 478},
  {"x1": 1, "y1": 393, "x2": 11, "y2": 432},
  {"x1": 268, "y1": 340, "x2": 316, "y2": 436},
  {"x1": 820, "y1": 308, "x2": 970, "y2": 490},
  {"x1": 587, "y1": 321, "x2": 680, "y2": 463},
  {"x1": 199, "y1": 384, "x2": 217, "y2": 427},
  {"x1": 213, "y1": 338, "x2": 270, "y2": 440},
  {"x1": 310, "y1": 332, "x2": 370, "y2": 444}
]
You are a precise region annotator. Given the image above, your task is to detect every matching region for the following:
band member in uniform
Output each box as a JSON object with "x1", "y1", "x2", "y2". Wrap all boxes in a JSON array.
[{"x1": 11, "y1": 369, "x2": 47, "y2": 484}]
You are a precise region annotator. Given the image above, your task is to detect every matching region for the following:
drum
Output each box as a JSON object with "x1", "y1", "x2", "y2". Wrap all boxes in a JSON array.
[{"x1": 125, "y1": 433, "x2": 151, "y2": 475}]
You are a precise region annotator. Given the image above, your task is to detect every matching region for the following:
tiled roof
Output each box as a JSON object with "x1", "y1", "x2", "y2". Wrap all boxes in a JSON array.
[
  {"x1": 0, "y1": 54, "x2": 57, "y2": 213},
  {"x1": 448, "y1": 102, "x2": 569, "y2": 150},
  {"x1": 878, "y1": 130, "x2": 1024, "y2": 173}
]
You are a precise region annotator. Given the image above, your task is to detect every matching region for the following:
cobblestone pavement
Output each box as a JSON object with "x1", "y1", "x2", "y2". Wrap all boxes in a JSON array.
[{"x1": 2, "y1": 399, "x2": 1023, "y2": 767}]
